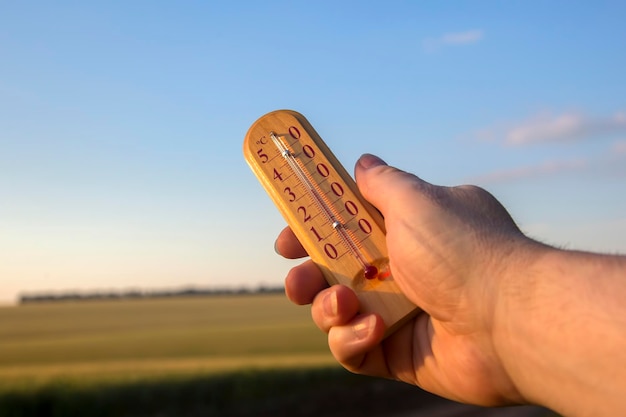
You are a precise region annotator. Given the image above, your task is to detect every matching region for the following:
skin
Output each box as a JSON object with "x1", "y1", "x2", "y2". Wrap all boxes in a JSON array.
[{"x1": 274, "y1": 154, "x2": 626, "y2": 417}]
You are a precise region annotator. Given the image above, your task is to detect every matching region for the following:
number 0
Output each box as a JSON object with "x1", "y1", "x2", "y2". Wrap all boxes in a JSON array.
[
  {"x1": 324, "y1": 243, "x2": 338, "y2": 259},
  {"x1": 288, "y1": 126, "x2": 301, "y2": 139},
  {"x1": 302, "y1": 144, "x2": 315, "y2": 158},
  {"x1": 358, "y1": 218, "x2": 373, "y2": 234}
]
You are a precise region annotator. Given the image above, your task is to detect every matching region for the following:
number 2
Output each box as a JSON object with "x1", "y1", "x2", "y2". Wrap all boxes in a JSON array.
[{"x1": 297, "y1": 206, "x2": 311, "y2": 222}]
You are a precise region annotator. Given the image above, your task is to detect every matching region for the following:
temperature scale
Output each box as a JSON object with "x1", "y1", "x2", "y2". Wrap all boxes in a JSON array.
[{"x1": 243, "y1": 110, "x2": 418, "y2": 335}]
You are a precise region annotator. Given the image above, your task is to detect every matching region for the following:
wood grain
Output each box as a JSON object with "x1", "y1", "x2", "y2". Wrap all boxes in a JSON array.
[{"x1": 244, "y1": 110, "x2": 418, "y2": 335}]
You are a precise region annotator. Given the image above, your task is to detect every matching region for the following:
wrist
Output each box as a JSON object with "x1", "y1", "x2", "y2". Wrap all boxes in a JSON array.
[
  {"x1": 483, "y1": 237, "x2": 550, "y2": 401},
  {"x1": 492, "y1": 245, "x2": 626, "y2": 415}
]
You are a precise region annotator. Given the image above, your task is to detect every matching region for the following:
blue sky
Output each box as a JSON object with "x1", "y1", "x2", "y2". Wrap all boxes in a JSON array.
[{"x1": 1, "y1": 1, "x2": 625, "y2": 304}]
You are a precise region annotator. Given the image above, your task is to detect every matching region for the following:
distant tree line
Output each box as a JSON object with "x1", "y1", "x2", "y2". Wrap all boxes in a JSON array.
[{"x1": 19, "y1": 285, "x2": 285, "y2": 304}]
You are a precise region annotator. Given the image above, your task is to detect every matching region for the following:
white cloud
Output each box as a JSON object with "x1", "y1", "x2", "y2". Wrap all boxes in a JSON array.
[
  {"x1": 423, "y1": 29, "x2": 484, "y2": 52},
  {"x1": 466, "y1": 109, "x2": 626, "y2": 185},
  {"x1": 506, "y1": 112, "x2": 586, "y2": 145},
  {"x1": 441, "y1": 30, "x2": 484, "y2": 45},
  {"x1": 468, "y1": 158, "x2": 588, "y2": 184},
  {"x1": 476, "y1": 110, "x2": 626, "y2": 146},
  {"x1": 467, "y1": 144, "x2": 626, "y2": 185},
  {"x1": 612, "y1": 139, "x2": 626, "y2": 154}
]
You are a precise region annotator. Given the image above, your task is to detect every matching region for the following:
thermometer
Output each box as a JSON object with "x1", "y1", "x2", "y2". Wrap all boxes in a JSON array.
[{"x1": 243, "y1": 110, "x2": 418, "y2": 335}]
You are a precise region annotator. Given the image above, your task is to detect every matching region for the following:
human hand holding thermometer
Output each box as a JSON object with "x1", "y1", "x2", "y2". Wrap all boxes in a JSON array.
[{"x1": 243, "y1": 110, "x2": 419, "y2": 336}]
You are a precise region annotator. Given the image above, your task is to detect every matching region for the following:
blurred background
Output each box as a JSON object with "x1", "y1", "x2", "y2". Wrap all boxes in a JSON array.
[
  {"x1": 0, "y1": 1, "x2": 624, "y2": 416},
  {"x1": 2, "y1": 1, "x2": 625, "y2": 305}
]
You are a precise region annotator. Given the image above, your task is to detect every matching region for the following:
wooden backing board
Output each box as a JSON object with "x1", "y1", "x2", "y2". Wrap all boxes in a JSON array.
[{"x1": 243, "y1": 110, "x2": 419, "y2": 336}]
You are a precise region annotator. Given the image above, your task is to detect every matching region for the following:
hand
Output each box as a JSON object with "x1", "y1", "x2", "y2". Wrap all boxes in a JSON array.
[{"x1": 275, "y1": 154, "x2": 539, "y2": 406}]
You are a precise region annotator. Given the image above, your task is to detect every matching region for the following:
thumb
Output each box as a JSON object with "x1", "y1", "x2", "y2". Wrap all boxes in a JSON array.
[{"x1": 354, "y1": 154, "x2": 432, "y2": 218}]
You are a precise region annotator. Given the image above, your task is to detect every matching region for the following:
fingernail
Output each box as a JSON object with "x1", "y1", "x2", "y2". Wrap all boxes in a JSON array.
[
  {"x1": 352, "y1": 315, "x2": 376, "y2": 340},
  {"x1": 358, "y1": 154, "x2": 387, "y2": 169},
  {"x1": 274, "y1": 240, "x2": 280, "y2": 255},
  {"x1": 323, "y1": 291, "x2": 338, "y2": 317}
]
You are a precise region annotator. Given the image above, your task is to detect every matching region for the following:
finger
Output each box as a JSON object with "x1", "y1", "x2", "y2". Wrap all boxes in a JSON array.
[
  {"x1": 354, "y1": 154, "x2": 432, "y2": 217},
  {"x1": 284, "y1": 260, "x2": 328, "y2": 305},
  {"x1": 275, "y1": 226, "x2": 308, "y2": 259},
  {"x1": 311, "y1": 285, "x2": 360, "y2": 333},
  {"x1": 327, "y1": 313, "x2": 388, "y2": 376}
]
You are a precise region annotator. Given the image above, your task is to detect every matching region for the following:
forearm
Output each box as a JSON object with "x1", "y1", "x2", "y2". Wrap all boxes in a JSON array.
[{"x1": 495, "y1": 246, "x2": 626, "y2": 416}]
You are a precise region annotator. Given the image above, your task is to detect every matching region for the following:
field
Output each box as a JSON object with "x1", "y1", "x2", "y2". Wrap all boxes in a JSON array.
[
  {"x1": 0, "y1": 294, "x2": 332, "y2": 388},
  {"x1": 0, "y1": 294, "x2": 553, "y2": 417},
  {"x1": 0, "y1": 294, "x2": 443, "y2": 417}
]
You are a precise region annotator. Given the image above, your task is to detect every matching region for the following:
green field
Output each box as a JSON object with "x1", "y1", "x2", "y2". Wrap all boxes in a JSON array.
[
  {"x1": 0, "y1": 294, "x2": 364, "y2": 416},
  {"x1": 0, "y1": 294, "x2": 552, "y2": 417},
  {"x1": 0, "y1": 294, "x2": 335, "y2": 389}
]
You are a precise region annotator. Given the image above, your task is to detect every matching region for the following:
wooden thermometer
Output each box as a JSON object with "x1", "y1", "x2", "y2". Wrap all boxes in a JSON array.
[{"x1": 243, "y1": 110, "x2": 418, "y2": 335}]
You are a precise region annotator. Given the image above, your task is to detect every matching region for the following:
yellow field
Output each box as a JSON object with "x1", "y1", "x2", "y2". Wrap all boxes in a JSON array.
[
  {"x1": 0, "y1": 294, "x2": 546, "y2": 417},
  {"x1": 0, "y1": 294, "x2": 335, "y2": 389}
]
